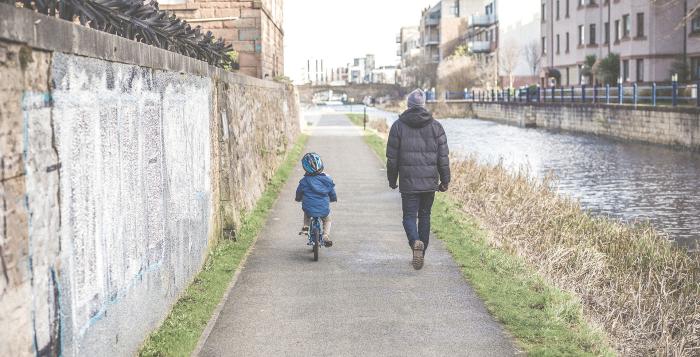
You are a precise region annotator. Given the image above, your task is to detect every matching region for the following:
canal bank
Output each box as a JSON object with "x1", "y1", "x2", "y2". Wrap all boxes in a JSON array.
[
  {"x1": 348, "y1": 112, "x2": 700, "y2": 356},
  {"x1": 427, "y1": 101, "x2": 700, "y2": 151}
]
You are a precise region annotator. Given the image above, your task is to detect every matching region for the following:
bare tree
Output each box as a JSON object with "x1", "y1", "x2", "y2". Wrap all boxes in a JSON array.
[
  {"x1": 437, "y1": 55, "x2": 494, "y2": 92},
  {"x1": 499, "y1": 40, "x2": 520, "y2": 88},
  {"x1": 404, "y1": 55, "x2": 438, "y2": 89},
  {"x1": 523, "y1": 40, "x2": 542, "y2": 77}
]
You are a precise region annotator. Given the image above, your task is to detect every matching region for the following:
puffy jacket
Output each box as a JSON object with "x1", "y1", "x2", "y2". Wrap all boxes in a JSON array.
[
  {"x1": 295, "y1": 173, "x2": 337, "y2": 217},
  {"x1": 386, "y1": 107, "x2": 450, "y2": 193}
]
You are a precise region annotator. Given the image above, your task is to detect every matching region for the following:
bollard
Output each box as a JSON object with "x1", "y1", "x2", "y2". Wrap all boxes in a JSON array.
[
  {"x1": 672, "y1": 80, "x2": 678, "y2": 107},
  {"x1": 633, "y1": 83, "x2": 638, "y2": 106},
  {"x1": 652, "y1": 82, "x2": 657, "y2": 107},
  {"x1": 593, "y1": 85, "x2": 598, "y2": 104},
  {"x1": 618, "y1": 83, "x2": 623, "y2": 104},
  {"x1": 363, "y1": 106, "x2": 367, "y2": 131},
  {"x1": 551, "y1": 86, "x2": 556, "y2": 102},
  {"x1": 570, "y1": 86, "x2": 574, "y2": 102},
  {"x1": 606, "y1": 84, "x2": 610, "y2": 104},
  {"x1": 560, "y1": 87, "x2": 564, "y2": 102},
  {"x1": 697, "y1": 81, "x2": 700, "y2": 107},
  {"x1": 582, "y1": 85, "x2": 587, "y2": 103},
  {"x1": 526, "y1": 87, "x2": 531, "y2": 102},
  {"x1": 507, "y1": 89, "x2": 511, "y2": 102}
]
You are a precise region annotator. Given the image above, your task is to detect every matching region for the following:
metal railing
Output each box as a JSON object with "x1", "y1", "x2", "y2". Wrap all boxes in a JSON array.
[
  {"x1": 468, "y1": 14, "x2": 496, "y2": 27},
  {"x1": 440, "y1": 82, "x2": 700, "y2": 108}
]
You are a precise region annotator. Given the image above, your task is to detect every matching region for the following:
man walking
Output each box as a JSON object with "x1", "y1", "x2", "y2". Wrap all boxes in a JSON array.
[{"x1": 386, "y1": 89, "x2": 450, "y2": 270}]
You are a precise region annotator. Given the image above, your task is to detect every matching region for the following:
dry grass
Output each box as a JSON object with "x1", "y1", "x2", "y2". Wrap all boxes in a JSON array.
[{"x1": 449, "y1": 157, "x2": 700, "y2": 356}]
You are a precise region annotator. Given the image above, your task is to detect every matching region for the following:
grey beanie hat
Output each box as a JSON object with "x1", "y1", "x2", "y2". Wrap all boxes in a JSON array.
[{"x1": 407, "y1": 89, "x2": 426, "y2": 108}]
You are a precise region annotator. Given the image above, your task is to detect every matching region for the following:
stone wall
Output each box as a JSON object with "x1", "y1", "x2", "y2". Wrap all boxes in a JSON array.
[
  {"x1": 0, "y1": 6, "x2": 299, "y2": 357},
  {"x1": 427, "y1": 101, "x2": 700, "y2": 150}
]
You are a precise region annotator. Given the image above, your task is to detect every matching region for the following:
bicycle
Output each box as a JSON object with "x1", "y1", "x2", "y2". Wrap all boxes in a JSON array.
[{"x1": 306, "y1": 216, "x2": 325, "y2": 261}]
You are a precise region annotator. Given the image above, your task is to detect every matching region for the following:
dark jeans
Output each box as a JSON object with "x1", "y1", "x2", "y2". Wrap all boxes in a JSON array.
[{"x1": 401, "y1": 192, "x2": 435, "y2": 252}]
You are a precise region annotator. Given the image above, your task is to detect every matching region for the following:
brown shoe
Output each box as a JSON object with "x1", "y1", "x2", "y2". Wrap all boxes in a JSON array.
[{"x1": 412, "y1": 240, "x2": 424, "y2": 270}]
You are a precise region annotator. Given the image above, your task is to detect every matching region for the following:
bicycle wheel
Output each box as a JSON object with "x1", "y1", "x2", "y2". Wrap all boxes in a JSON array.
[{"x1": 313, "y1": 229, "x2": 319, "y2": 261}]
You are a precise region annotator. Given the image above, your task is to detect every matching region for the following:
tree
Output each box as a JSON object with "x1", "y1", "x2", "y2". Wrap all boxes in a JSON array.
[
  {"x1": 437, "y1": 55, "x2": 494, "y2": 92},
  {"x1": 499, "y1": 40, "x2": 520, "y2": 88},
  {"x1": 523, "y1": 41, "x2": 542, "y2": 77},
  {"x1": 404, "y1": 55, "x2": 438, "y2": 89},
  {"x1": 669, "y1": 55, "x2": 690, "y2": 82},
  {"x1": 593, "y1": 53, "x2": 620, "y2": 85},
  {"x1": 581, "y1": 55, "x2": 597, "y2": 84}
]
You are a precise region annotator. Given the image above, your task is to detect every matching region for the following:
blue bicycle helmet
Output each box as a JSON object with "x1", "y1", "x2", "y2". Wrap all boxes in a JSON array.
[{"x1": 301, "y1": 152, "x2": 324, "y2": 175}]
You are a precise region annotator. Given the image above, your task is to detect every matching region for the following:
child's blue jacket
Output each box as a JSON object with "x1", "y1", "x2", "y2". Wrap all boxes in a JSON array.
[{"x1": 295, "y1": 173, "x2": 337, "y2": 217}]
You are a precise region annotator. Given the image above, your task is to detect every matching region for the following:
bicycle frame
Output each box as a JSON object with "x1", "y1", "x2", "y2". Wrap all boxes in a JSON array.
[{"x1": 307, "y1": 217, "x2": 324, "y2": 246}]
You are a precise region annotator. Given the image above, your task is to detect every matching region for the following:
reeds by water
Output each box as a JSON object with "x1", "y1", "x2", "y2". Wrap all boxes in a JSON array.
[{"x1": 449, "y1": 158, "x2": 700, "y2": 356}]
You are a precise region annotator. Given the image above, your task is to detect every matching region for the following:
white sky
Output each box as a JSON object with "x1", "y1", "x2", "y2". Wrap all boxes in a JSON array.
[{"x1": 284, "y1": 0, "x2": 436, "y2": 83}]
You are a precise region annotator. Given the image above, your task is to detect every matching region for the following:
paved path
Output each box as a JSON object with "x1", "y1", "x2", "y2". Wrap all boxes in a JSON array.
[{"x1": 199, "y1": 113, "x2": 517, "y2": 356}]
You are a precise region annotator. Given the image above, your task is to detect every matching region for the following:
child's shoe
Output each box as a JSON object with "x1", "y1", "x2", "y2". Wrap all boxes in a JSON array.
[
  {"x1": 323, "y1": 236, "x2": 333, "y2": 247},
  {"x1": 298, "y1": 226, "x2": 309, "y2": 236}
]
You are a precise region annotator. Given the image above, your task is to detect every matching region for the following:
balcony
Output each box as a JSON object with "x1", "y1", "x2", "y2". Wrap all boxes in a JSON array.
[
  {"x1": 429, "y1": 54, "x2": 440, "y2": 63},
  {"x1": 425, "y1": 17, "x2": 439, "y2": 26},
  {"x1": 396, "y1": 35, "x2": 401, "y2": 43},
  {"x1": 424, "y1": 36, "x2": 440, "y2": 46},
  {"x1": 468, "y1": 14, "x2": 496, "y2": 28},
  {"x1": 467, "y1": 41, "x2": 495, "y2": 53},
  {"x1": 397, "y1": 49, "x2": 402, "y2": 56}
]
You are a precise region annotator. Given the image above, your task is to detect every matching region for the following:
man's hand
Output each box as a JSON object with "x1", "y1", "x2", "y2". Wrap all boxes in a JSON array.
[
  {"x1": 389, "y1": 183, "x2": 398, "y2": 190},
  {"x1": 438, "y1": 182, "x2": 449, "y2": 192}
]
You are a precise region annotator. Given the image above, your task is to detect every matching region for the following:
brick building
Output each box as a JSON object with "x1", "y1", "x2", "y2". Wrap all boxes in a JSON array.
[{"x1": 161, "y1": 0, "x2": 284, "y2": 78}]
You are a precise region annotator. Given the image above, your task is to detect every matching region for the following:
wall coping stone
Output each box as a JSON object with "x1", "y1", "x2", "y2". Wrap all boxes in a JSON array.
[{"x1": 0, "y1": 4, "x2": 286, "y2": 90}]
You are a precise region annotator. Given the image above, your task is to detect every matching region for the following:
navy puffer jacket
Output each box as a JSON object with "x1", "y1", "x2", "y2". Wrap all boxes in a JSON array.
[
  {"x1": 386, "y1": 107, "x2": 450, "y2": 193},
  {"x1": 295, "y1": 173, "x2": 337, "y2": 217}
]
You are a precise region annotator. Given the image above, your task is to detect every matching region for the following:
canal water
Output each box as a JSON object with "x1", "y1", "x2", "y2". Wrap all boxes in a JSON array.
[{"x1": 319, "y1": 104, "x2": 700, "y2": 250}]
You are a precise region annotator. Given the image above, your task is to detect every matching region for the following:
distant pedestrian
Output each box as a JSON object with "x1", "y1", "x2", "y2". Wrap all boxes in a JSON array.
[{"x1": 386, "y1": 89, "x2": 450, "y2": 270}]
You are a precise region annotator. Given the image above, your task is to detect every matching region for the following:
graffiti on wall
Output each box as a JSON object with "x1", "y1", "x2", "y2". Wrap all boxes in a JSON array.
[{"x1": 37, "y1": 53, "x2": 212, "y2": 354}]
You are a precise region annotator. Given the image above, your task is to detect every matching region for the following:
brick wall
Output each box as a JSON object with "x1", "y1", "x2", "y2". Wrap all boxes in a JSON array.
[{"x1": 162, "y1": 0, "x2": 284, "y2": 79}]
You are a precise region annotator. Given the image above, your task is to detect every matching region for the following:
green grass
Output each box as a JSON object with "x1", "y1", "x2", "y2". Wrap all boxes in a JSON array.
[
  {"x1": 348, "y1": 114, "x2": 614, "y2": 356},
  {"x1": 139, "y1": 134, "x2": 308, "y2": 357}
]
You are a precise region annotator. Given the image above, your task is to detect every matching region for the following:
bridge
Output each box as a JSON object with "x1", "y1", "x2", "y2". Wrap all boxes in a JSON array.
[{"x1": 297, "y1": 83, "x2": 407, "y2": 103}]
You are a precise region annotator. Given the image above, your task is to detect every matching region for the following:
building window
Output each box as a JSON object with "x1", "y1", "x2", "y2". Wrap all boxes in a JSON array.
[
  {"x1": 542, "y1": 36, "x2": 547, "y2": 54},
  {"x1": 636, "y1": 13, "x2": 645, "y2": 37},
  {"x1": 556, "y1": 0, "x2": 560, "y2": 20},
  {"x1": 565, "y1": 32, "x2": 570, "y2": 52},
  {"x1": 636, "y1": 59, "x2": 644, "y2": 82},
  {"x1": 691, "y1": 57, "x2": 700, "y2": 80},
  {"x1": 556, "y1": 34, "x2": 561, "y2": 53},
  {"x1": 565, "y1": 0, "x2": 570, "y2": 17},
  {"x1": 622, "y1": 59, "x2": 630, "y2": 82},
  {"x1": 451, "y1": 0, "x2": 460, "y2": 16},
  {"x1": 542, "y1": 2, "x2": 546, "y2": 22},
  {"x1": 578, "y1": 0, "x2": 584, "y2": 6},
  {"x1": 604, "y1": 22, "x2": 610, "y2": 44},
  {"x1": 692, "y1": 16, "x2": 700, "y2": 33},
  {"x1": 578, "y1": 25, "x2": 584, "y2": 46},
  {"x1": 589, "y1": 24, "x2": 597, "y2": 45},
  {"x1": 622, "y1": 14, "x2": 631, "y2": 38},
  {"x1": 615, "y1": 19, "x2": 620, "y2": 42}
]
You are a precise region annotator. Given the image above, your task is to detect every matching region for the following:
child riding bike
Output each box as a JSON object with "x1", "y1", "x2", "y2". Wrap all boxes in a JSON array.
[{"x1": 296, "y1": 153, "x2": 337, "y2": 247}]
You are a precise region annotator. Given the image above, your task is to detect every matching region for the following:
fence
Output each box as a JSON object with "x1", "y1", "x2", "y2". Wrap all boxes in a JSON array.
[{"x1": 439, "y1": 81, "x2": 700, "y2": 107}]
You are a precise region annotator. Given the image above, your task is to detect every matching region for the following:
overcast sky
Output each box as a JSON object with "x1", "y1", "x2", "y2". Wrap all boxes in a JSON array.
[{"x1": 284, "y1": 0, "x2": 436, "y2": 83}]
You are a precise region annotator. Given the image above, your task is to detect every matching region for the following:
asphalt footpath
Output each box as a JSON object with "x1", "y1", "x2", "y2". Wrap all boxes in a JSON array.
[{"x1": 197, "y1": 113, "x2": 518, "y2": 356}]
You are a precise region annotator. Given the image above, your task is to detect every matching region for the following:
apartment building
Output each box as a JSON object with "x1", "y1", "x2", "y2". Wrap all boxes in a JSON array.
[
  {"x1": 397, "y1": 26, "x2": 421, "y2": 86},
  {"x1": 420, "y1": 1, "x2": 483, "y2": 63},
  {"x1": 541, "y1": 0, "x2": 699, "y2": 86},
  {"x1": 347, "y1": 55, "x2": 376, "y2": 84},
  {"x1": 464, "y1": 0, "x2": 541, "y2": 87},
  {"x1": 160, "y1": 0, "x2": 284, "y2": 79}
]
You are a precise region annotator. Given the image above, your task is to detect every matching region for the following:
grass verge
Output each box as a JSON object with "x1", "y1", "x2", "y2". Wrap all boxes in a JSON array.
[
  {"x1": 139, "y1": 134, "x2": 308, "y2": 357},
  {"x1": 348, "y1": 114, "x2": 614, "y2": 356}
]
